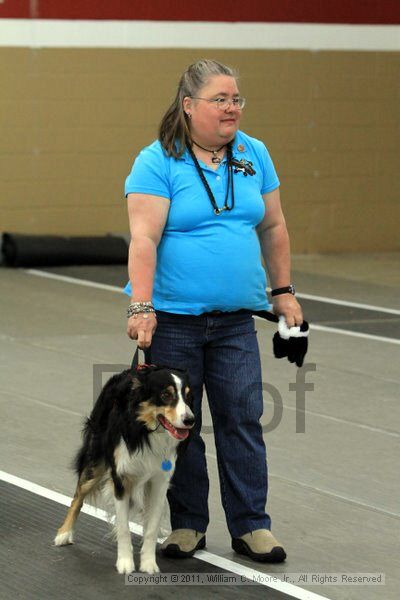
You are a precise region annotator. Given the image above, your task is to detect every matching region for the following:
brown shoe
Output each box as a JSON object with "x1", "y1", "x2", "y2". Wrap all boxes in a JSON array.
[
  {"x1": 232, "y1": 529, "x2": 286, "y2": 563},
  {"x1": 161, "y1": 529, "x2": 206, "y2": 558}
]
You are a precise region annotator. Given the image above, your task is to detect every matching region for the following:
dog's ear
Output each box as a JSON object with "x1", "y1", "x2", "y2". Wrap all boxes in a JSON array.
[
  {"x1": 132, "y1": 364, "x2": 159, "y2": 389},
  {"x1": 130, "y1": 376, "x2": 142, "y2": 390}
]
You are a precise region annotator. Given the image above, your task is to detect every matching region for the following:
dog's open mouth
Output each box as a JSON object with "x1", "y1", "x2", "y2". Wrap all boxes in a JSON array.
[{"x1": 157, "y1": 415, "x2": 190, "y2": 440}]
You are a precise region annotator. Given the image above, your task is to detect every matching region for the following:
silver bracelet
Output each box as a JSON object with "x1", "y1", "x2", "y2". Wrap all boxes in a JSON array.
[{"x1": 127, "y1": 302, "x2": 155, "y2": 319}]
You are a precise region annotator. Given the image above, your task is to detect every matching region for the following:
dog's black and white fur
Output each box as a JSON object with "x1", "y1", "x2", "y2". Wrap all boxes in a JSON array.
[{"x1": 54, "y1": 363, "x2": 194, "y2": 574}]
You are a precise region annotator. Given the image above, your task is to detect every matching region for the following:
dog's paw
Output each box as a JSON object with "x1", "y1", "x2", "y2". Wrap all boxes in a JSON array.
[
  {"x1": 140, "y1": 556, "x2": 160, "y2": 574},
  {"x1": 54, "y1": 531, "x2": 74, "y2": 546},
  {"x1": 116, "y1": 556, "x2": 135, "y2": 574}
]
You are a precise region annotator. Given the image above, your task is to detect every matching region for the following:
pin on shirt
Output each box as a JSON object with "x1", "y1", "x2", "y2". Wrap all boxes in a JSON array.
[
  {"x1": 231, "y1": 158, "x2": 256, "y2": 176},
  {"x1": 237, "y1": 144, "x2": 245, "y2": 152}
]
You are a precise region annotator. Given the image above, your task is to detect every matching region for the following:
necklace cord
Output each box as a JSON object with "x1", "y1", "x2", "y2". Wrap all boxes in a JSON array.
[{"x1": 192, "y1": 139, "x2": 226, "y2": 158}]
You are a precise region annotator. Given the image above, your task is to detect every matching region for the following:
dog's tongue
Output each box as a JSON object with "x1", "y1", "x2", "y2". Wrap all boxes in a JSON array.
[
  {"x1": 174, "y1": 428, "x2": 189, "y2": 440},
  {"x1": 158, "y1": 415, "x2": 189, "y2": 440}
]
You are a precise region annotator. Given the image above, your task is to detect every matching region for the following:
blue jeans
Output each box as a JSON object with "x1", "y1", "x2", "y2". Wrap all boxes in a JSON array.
[{"x1": 150, "y1": 310, "x2": 271, "y2": 538}]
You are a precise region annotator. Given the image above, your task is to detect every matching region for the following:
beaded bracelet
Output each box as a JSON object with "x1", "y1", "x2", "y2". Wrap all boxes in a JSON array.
[{"x1": 127, "y1": 302, "x2": 155, "y2": 319}]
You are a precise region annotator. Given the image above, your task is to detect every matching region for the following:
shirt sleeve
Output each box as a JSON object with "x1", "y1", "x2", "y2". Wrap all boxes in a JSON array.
[
  {"x1": 259, "y1": 143, "x2": 280, "y2": 195},
  {"x1": 125, "y1": 142, "x2": 171, "y2": 199}
]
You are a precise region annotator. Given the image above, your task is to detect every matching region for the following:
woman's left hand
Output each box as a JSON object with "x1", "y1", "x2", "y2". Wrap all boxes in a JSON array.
[{"x1": 272, "y1": 295, "x2": 303, "y2": 328}]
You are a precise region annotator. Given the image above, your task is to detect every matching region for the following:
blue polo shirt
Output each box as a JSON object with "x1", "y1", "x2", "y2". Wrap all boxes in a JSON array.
[{"x1": 124, "y1": 130, "x2": 279, "y2": 315}]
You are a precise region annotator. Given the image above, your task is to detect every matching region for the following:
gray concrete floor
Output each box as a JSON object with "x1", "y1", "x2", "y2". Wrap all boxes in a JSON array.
[{"x1": 1, "y1": 253, "x2": 399, "y2": 600}]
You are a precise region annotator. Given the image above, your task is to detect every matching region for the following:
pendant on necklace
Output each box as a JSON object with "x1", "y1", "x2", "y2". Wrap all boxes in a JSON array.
[
  {"x1": 212, "y1": 153, "x2": 221, "y2": 164},
  {"x1": 161, "y1": 459, "x2": 172, "y2": 471}
]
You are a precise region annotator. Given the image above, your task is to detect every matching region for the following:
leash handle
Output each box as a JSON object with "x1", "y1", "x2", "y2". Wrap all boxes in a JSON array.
[{"x1": 131, "y1": 346, "x2": 153, "y2": 371}]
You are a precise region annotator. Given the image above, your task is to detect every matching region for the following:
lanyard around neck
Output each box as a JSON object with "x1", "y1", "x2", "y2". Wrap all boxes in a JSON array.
[{"x1": 187, "y1": 143, "x2": 235, "y2": 215}]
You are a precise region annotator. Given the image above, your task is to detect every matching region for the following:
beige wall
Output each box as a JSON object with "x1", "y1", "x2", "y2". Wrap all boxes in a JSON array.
[{"x1": 1, "y1": 48, "x2": 399, "y2": 253}]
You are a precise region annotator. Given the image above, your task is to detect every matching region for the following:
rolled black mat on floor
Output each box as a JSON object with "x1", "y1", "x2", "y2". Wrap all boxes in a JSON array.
[{"x1": 1, "y1": 233, "x2": 129, "y2": 267}]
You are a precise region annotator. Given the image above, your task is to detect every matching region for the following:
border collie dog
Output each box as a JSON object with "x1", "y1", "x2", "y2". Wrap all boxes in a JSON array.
[{"x1": 54, "y1": 363, "x2": 194, "y2": 574}]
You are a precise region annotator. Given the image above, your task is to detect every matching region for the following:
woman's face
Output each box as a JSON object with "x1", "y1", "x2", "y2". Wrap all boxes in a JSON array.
[{"x1": 184, "y1": 75, "x2": 242, "y2": 146}]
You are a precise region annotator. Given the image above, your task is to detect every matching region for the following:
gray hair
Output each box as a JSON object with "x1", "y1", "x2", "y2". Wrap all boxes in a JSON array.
[{"x1": 158, "y1": 59, "x2": 237, "y2": 158}]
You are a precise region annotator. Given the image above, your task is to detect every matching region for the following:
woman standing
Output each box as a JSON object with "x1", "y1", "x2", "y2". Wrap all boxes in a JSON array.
[{"x1": 125, "y1": 59, "x2": 303, "y2": 563}]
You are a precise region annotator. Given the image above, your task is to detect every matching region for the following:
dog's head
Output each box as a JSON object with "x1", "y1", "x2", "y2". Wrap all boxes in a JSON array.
[{"x1": 133, "y1": 365, "x2": 195, "y2": 441}]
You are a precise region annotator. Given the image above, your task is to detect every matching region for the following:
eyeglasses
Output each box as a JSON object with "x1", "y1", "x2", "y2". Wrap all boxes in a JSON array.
[{"x1": 190, "y1": 96, "x2": 246, "y2": 110}]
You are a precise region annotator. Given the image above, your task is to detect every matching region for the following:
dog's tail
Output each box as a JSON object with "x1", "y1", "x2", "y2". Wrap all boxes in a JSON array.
[{"x1": 73, "y1": 419, "x2": 92, "y2": 476}]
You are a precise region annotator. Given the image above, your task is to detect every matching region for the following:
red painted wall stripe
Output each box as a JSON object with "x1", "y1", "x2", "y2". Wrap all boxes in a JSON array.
[{"x1": 1, "y1": 0, "x2": 400, "y2": 24}]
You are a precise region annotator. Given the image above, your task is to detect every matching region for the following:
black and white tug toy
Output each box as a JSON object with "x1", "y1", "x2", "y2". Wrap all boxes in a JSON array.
[{"x1": 253, "y1": 311, "x2": 310, "y2": 368}]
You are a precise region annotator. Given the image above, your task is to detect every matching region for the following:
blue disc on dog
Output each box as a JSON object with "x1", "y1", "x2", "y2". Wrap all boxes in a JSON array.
[{"x1": 161, "y1": 459, "x2": 172, "y2": 471}]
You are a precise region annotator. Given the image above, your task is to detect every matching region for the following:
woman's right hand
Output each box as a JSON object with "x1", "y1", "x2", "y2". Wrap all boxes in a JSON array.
[{"x1": 127, "y1": 313, "x2": 157, "y2": 348}]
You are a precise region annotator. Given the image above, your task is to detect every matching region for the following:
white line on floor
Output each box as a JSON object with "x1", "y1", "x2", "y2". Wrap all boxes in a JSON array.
[
  {"x1": 308, "y1": 323, "x2": 400, "y2": 345},
  {"x1": 266, "y1": 402, "x2": 400, "y2": 438},
  {"x1": 294, "y1": 292, "x2": 400, "y2": 316},
  {"x1": 0, "y1": 470, "x2": 330, "y2": 600},
  {"x1": 255, "y1": 319, "x2": 400, "y2": 345},
  {"x1": 25, "y1": 269, "x2": 400, "y2": 345},
  {"x1": 0, "y1": 388, "x2": 84, "y2": 418},
  {"x1": 26, "y1": 268, "x2": 124, "y2": 293},
  {"x1": 268, "y1": 473, "x2": 400, "y2": 520}
]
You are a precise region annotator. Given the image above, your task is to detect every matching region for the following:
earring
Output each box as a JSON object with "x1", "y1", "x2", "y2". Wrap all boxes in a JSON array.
[{"x1": 186, "y1": 113, "x2": 192, "y2": 119}]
